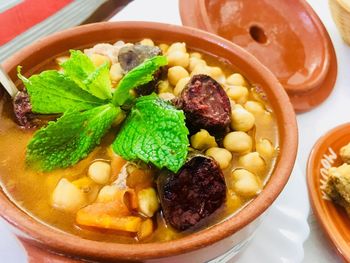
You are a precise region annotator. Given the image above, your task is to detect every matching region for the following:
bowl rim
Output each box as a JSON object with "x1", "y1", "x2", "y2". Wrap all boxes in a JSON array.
[{"x1": 0, "y1": 21, "x2": 298, "y2": 260}]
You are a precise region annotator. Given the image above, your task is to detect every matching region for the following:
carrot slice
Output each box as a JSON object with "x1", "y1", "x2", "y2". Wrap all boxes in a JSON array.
[{"x1": 76, "y1": 210, "x2": 141, "y2": 232}]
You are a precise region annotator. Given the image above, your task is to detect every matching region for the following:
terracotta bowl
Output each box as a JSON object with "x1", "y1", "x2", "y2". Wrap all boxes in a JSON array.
[
  {"x1": 0, "y1": 22, "x2": 298, "y2": 262},
  {"x1": 179, "y1": 0, "x2": 338, "y2": 113},
  {"x1": 307, "y1": 123, "x2": 350, "y2": 262}
]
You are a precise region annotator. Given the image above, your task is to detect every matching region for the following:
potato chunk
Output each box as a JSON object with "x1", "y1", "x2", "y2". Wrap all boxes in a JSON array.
[{"x1": 51, "y1": 178, "x2": 86, "y2": 212}]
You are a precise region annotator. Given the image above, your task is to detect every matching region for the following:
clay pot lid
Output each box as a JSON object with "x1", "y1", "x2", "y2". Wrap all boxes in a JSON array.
[
  {"x1": 307, "y1": 123, "x2": 350, "y2": 262},
  {"x1": 179, "y1": 0, "x2": 338, "y2": 113}
]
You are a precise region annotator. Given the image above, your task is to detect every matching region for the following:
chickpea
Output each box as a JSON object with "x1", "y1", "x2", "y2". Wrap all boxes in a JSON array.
[
  {"x1": 256, "y1": 138, "x2": 275, "y2": 160},
  {"x1": 96, "y1": 184, "x2": 118, "y2": 202},
  {"x1": 159, "y1": 43, "x2": 169, "y2": 54},
  {"x1": 231, "y1": 105, "x2": 255, "y2": 132},
  {"x1": 158, "y1": 92, "x2": 175, "y2": 101},
  {"x1": 138, "y1": 219, "x2": 153, "y2": 240},
  {"x1": 223, "y1": 131, "x2": 252, "y2": 154},
  {"x1": 139, "y1": 38, "x2": 154, "y2": 46},
  {"x1": 167, "y1": 51, "x2": 190, "y2": 68},
  {"x1": 110, "y1": 63, "x2": 123, "y2": 83},
  {"x1": 90, "y1": 53, "x2": 111, "y2": 68},
  {"x1": 231, "y1": 169, "x2": 260, "y2": 197},
  {"x1": 88, "y1": 161, "x2": 111, "y2": 185},
  {"x1": 167, "y1": 66, "x2": 189, "y2": 86},
  {"x1": 189, "y1": 57, "x2": 206, "y2": 72},
  {"x1": 225, "y1": 85, "x2": 249, "y2": 104},
  {"x1": 51, "y1": 179, "x2": 86, "y2": 212},
  {"x1": 167, "y1": 42, "x2": 187, "y2": 54},
  {"x1": 209, "y1": 66, "x2": 225, "y2": 83},
  {"x1": 244, "y1": 101, "x2": 265, "y2": 116},
  {"x1": 137, "y1": 188, "x2": 160, "y2": 217},
  {"x1": 190, "y1": 52, "x2": 202, "y2": 59},
  {"x1": 190, "y1": 64, "x2": 211, "y2": 76},
  {"x1": 206, "y1": 147, "x2": 232, "y2": 169},
  {"x1": 190, "y1": 129, "x2": 218, "y2": 150},
  {"x1": 174, "y1": 77, "x2": 190, "y2": 96},
  {"x1": 157, "y1": 80, "x2": 173, "y2": 94},
  {"x1": 226, "y1": 73, "x2": 247, "y2": 86},
  {"x1": 238, "y1": 152, "x2": 266, "y2": 175}
]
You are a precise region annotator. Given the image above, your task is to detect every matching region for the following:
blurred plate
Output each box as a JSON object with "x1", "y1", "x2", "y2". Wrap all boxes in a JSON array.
[{"x1": 307, "y1": 123, "x2": 350, "y2": 262}]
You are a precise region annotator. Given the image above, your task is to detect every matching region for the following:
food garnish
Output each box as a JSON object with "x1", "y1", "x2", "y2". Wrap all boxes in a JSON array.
[
  {"x1": 26, "y1": 104, "x2": 120, "y2": 171},
  {"x1": 61, "y1": 50, "x2": 112, "y2": 100},
  {"x1": 113, "y1": 94, "x2": 189, "y2": 173},
  {"x1": 18, "y1": 69, "x2": 105, "y2": 114},
  {"x1": 19, "y1": 52, "x2": 175, "y2": 171}
]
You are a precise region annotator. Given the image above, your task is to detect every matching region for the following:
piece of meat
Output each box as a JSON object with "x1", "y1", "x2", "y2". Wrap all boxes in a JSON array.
[
  {"x1": 175, "y1": 74, "x2": 231, "y2": 134},
  {"x1": 158, "y1": 155, "x2": 226, "y2": 231},
  {"x1": 118, "y1": 44, "x2": 162, "y2": 72},
  {"x1": 13, "y1": 90, "x2": 36, "y2": 128},
  {"x1": 119, "y1": 44, "x2": 163, "y2": 96},
  {"x1": 84, "y1": 43, "x2": 124, "y2": 64}
]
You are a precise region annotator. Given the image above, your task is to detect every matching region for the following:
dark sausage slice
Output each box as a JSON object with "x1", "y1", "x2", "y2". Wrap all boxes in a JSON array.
[
  {"x1": 158, "y1": 156, "x2": 226, "y2": 231},
  {"x1": 13, "y1": 90, "x2": 35, "y2": 128},
  {"x1": 118, "y1": 44, "x2": 162, "y2": 72},
  {"x1": 176, "y1": 74, "x2": 231, "y2": 134}
]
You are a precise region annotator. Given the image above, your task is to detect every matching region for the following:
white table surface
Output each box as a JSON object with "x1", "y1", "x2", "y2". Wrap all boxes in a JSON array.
[{"x1": 0, "y1": 0, "x2": 348, "y2": 262}]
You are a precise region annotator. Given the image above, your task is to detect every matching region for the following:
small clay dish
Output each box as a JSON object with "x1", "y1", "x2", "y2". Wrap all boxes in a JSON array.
[
  {"x1": 307, "y1": 123, "x2": 350, "y2": 262},
  {"x1": 0, "y1": 22, "x2": 298, "y2": 262},
  {"x1": 179, "y1": 0, "x2": 338, "y2": 113}
]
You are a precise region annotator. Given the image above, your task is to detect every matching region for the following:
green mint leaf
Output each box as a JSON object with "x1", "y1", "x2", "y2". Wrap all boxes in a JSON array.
[
  {"x1": 112, "y1": 94, "x2": 189, "y2": 172},
  {"x1": 17, "y1": 68, "x2": 105, "y2": 114},
  {"x1": 61, "y1": 50, "x2": 112, "y2": 100},
  {"x1": 112, "y1": 56, "x2": 167, "y2": 106},
  {"x1": 26, "y1": 104, "x2": 120, "y2": 171}
]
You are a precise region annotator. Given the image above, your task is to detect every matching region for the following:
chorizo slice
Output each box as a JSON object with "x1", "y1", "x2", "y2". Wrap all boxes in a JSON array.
[{"x1": 158, "y1": 155, "x2": 226, "y2": 231}]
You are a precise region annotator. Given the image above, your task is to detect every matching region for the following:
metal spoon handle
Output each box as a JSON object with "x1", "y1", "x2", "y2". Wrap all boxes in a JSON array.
[{"x1": 0, "y1": 66, "x2": 19, "y2": 98}]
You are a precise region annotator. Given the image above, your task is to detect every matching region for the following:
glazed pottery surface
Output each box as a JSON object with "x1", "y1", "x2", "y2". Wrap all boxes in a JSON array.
[
  {"x1": 307, "y1": 123, "x2": 350, "y2": 262},
  {"x1": 0, "y1": 22, "x2": 297, "y2": 262},
  {"x1": 179, "y1": 0, "x2": 338, "y2": 113}
]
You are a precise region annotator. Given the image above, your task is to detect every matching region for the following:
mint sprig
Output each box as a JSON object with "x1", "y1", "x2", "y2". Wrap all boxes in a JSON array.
[
  {"x1": 112, "y1": 94, "x2": 189, "y2": 173},
  {"x1": 61, "y1": 50, "x2": 112, "y2": 100},
  {"x1": 27, "y1": 104, "x2": 119, "y2": 171},
  {"x1": 17, "y1": 69, "x2": 105, "y2": 114},
  {"x1": 20, "y1": 51, "x2": 181, "y2": 172}
]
